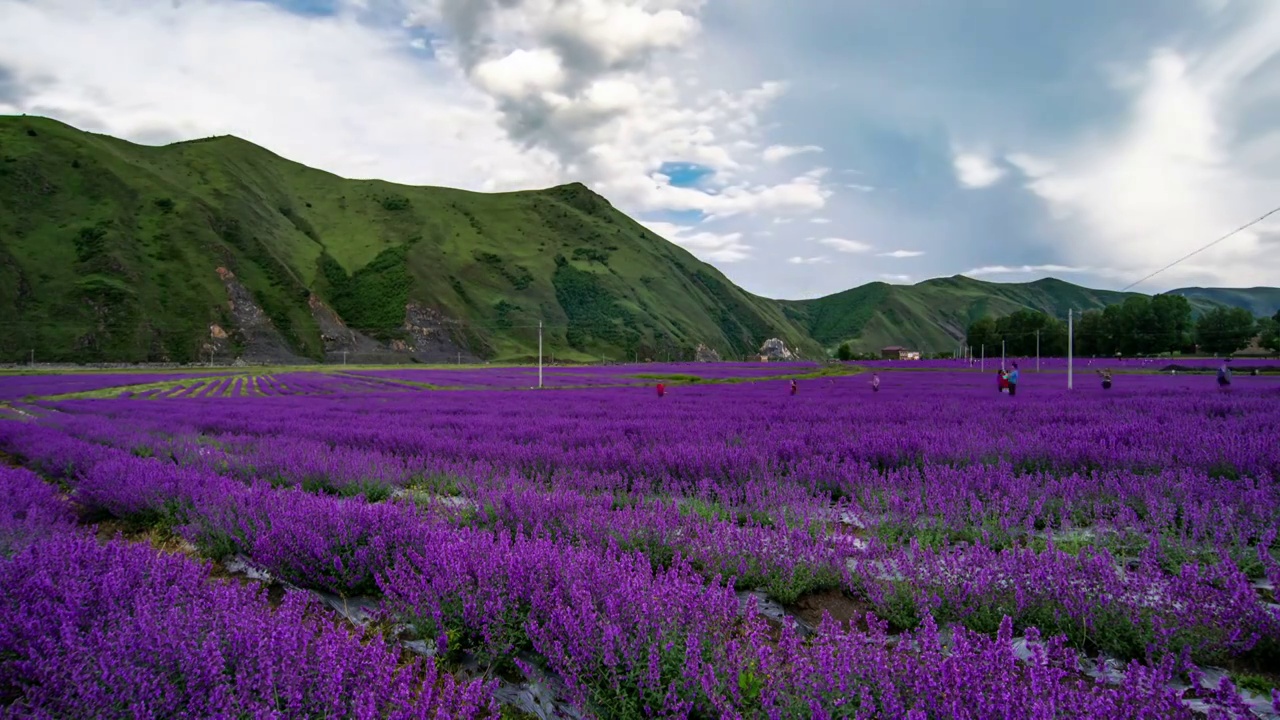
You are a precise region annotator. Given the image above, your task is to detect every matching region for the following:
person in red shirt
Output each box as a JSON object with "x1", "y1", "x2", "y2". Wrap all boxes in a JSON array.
[{"x1": 656, "y1": 382, "x2": 666, "y2": 398}]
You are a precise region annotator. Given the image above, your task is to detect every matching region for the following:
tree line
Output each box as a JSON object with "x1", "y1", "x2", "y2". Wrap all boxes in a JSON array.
[{"x1": 965, "y1": 294, "x2": 1280, "y2": 357}]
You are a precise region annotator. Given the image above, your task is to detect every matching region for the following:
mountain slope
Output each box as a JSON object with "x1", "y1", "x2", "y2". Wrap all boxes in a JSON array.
[
  {"x1": 784, "y1": 276, "x2": 1264, "y2": 354},
  {"x1": 0, "y1": 115, "x2": 818, "y2": 363},
  {"x1": 783, "y1": 274, "x2": 1280, "y2": 353},
  {"x1": 784, "y1": 276, "x2": 1133, "y2": 354},
  {"x1": 2, "y1": 115, "x2": 1274, "y2": 364},
  {"x1": 1169, "y1": 287, "x2": 1280, "y2": 318}
]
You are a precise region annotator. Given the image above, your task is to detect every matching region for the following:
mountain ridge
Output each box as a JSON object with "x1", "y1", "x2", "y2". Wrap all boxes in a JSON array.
[{"x1": 1, "y1": 114, "x2": 1274, "y2": 362}]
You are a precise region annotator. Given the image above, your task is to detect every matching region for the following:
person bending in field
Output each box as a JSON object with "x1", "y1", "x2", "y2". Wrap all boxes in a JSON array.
[
  {"x1": 1217, "y1": 362, "x2": 1231, "y2": 390},
  {"x1": 790, "y1": 379, "x2": 798, "y2": 396},
  {"x1": 1007, "y1": 363, "x2": 1020, "y2": 396},
  {"x1": 871, "y1": 373, "x2": 880, "y2": 392},
  {"x1": 1097, "y1": 369, "x2": 1112, "y2": 390}
]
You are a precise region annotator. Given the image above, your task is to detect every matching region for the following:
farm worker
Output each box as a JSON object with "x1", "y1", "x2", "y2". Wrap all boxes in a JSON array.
[
  {"x1": 871, "y1": 373, "x2": 880, "y2": 392},
  {"x1": 1217, "y1": 362, "x2": 1231, "y2": 390},
  {"x1": 1098, "y1": 369, "x2": 1112, "y2": 390},
  {"x1": 656, "y1": 382, "x2": 665, "y2": 397},
  {"x1": 790, "y1": 379, "x2": 798, "y2": 396},
  {"x1": 1007, "y1": 363, "x2": 1020, "y2": 397}
]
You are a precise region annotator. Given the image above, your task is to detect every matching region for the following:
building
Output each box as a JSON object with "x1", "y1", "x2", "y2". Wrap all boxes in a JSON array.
[{"x1": 881, "y1": 346, "x2": 921, "y2": 360}]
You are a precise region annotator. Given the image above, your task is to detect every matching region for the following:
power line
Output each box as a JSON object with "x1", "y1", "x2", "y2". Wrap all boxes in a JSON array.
[{"x1": 1119, "y1": 203, "x2": 1280, "y2": 293}]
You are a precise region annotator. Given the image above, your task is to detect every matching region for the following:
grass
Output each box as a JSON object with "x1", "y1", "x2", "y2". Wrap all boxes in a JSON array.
[
  {"x1": 3, "y1": 115, "x2": 1272, "y2": 366},
  {"x1": 783, "y1": 276, "x2": 1275, "y2": 356},
  {"x1": 784, "y1": 277, "x2": 1140, "y2": 356},
  {"x1": 0, "y1": 115, "x2": 820, "y2": 365},
  {"x1": 633, "y1": 364, "x2": 862, "y2": 386}
]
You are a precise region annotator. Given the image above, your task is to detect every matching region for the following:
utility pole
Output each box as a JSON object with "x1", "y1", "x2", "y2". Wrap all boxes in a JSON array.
[
  {"x1": 1035, "y1": 330, "x2": 1040, "y2": 373},
  {"x1": 538, "y1": 321, "x2": 543, "y2": 389},
  {"x1": 457, "y1": 352, "x2": 461, "y2": 365},
  {"x1": 30, "y1": 349, "x2": 34, "y2": 366},
  {"x1": 1067, "y1": 310, "x2": 1074, "y2": 390},
  {"x1": 980, "y1": 344, "x2": 985, "y2": 372},
  {"x1": 1001, "y1": 340, "x2": 1006, "y2": 371},
  {"x1": 342, "y1": 350, "x2": 347, "y2": 366}
]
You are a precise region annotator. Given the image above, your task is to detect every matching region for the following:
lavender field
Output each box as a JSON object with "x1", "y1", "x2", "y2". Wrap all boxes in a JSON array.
[{"x1": 2, "y1": 364, "x2": 1279, "y2": 719}]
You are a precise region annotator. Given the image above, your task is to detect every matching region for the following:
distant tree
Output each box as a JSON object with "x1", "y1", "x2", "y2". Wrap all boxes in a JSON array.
[
  {"x1": 1107, "y1": 296, "x2": 1155, "y2": 356},
  {"x1": 1195, "y1": 307, "x2": 1257, "y2": 356},
  {"x1": 1148, "y1": 294, "x2": 1193, "y2": 355},
  {"x1": 965, "y1": 317, "x2": 1000, "y2": 354},
  {"x1": 1258, "y1": 311, "x2": 1280, "y2": 354},
  {"x1": 994, "y1": 309, "x2": 1067, "y2": 356},
  {"x1": 1075, "y1": 309, "x2": 1112, "y2": 356},
  {"x1": 835, "y1": 342, "x2": 855, "y2": 361},
  {"x1": 380, "y1": 194, "x2": 411, "y2": 211}
]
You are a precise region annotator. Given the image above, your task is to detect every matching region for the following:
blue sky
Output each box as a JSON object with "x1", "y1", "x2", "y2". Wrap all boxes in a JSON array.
[{"x1": 2, "y1": 0, "x2": 1278, "y2": 298}]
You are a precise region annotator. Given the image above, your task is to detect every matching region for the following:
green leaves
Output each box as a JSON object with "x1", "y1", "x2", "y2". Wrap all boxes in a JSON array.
[{"x1": 1194, "y1": 306, "x2": 1257, "y2": 356}]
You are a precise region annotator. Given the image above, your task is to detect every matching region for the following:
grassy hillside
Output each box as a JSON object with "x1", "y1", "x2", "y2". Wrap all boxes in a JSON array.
[
  {"x1": 3, "y1": 114, "x2": 1274, "y2": 364},
  {"x1": 1169, "y1": 287, "x2": 1280, "y2": 318},
  {"x1": 790, "y1": 277, "x2": 1156, "y2": 354},
  {"x1": 787, "y1": 276, "x2": 1280, "y2": 355},
  {"x1": 0, "y1": 115, "x2": 818, "y2": 363}
]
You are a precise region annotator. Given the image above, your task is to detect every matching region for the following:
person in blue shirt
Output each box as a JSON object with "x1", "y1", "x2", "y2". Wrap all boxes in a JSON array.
[{"x1": 1007, "y1": 363, "x2": 1020, "y2": 396}]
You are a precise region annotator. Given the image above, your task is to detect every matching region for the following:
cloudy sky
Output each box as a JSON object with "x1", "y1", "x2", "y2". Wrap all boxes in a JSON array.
[{"x1": 2, "y1": 0, "x2": 1279, "y2": 299}]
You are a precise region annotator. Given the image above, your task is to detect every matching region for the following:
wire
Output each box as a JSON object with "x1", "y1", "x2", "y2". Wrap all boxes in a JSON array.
[{"x1": 1119, "y1": 203, "x2": 1280, "y2": 292}]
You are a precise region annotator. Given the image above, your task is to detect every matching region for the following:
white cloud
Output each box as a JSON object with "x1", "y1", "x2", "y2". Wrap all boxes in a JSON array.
[
  {"x1": 642, "y1": 220, "x2": 751, "y2": 262},
  {"x1": 952, "y1": 150, "x2": 1006, "y2": 188},
  {"x1": 817, "y1": 237, "x2": 872, "y2": 253},
  {"x1": 810, "y1": 217, "x2": 831, "y2": 224},
  {"x1": 964, "y1": 264, "x2": 1089, "y2": 277},
  {"x1": 471, "y1": 48, "x2": 565, "y2": 99},
  {"x1": 0, "y1": 0, "x2": 556, "y2": 191},
  {"x1": 845, "y1": 183, "x2": 876, "y2": 192},
  {"x1": 880, "y1": 274, "x2": 912, "y2": 282},
  {"x1": 0, "y1": 0, "x2": 835, "y2": 262},
  {"x1": 1007, "y1": 1, "x2": 1280, "y2": 288},
  {"x1": 401, "y1": 0, "x2": 832, "y2": 219},
  {"x1": 1005, "y1": 153, "x2": 1054, "y2": 179},
  {"x1": 763, "y1": 144, "x2": 823, "y2": 162},
  {"x1": 787, "y1": 255, "x2": 830, "y2": 264},
  {"x1": 878, "y1": 249, "x2": 924, "y2": 258}
]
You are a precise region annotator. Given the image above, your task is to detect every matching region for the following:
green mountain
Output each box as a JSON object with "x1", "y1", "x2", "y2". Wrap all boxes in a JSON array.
[
  {"x1": 0, "y1": 115, "x2": 818, "y2": 364},
  {"x1": 1168, "y1": 287, "x2": 1280, "y2": 318},
  {"x1": 786, "y1": 277, "x2": 1280, "y2": 355},
  {"x1": 783, "y1": 276, "x2": 1137, "y2": 354},
  {"x1": 2, "y1": 114, "x2": 1274, "y2": 364}
]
